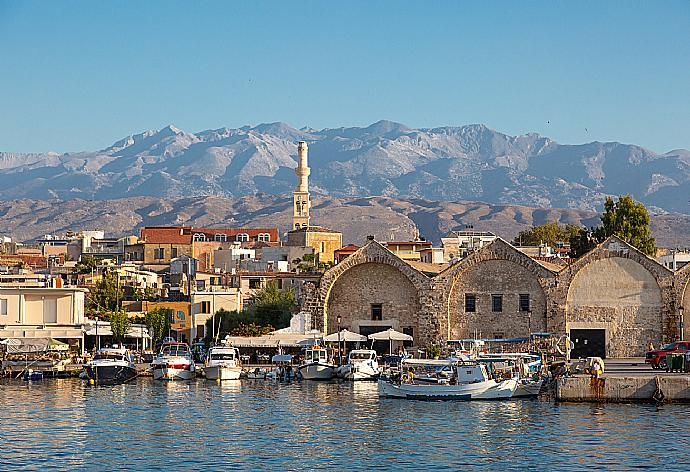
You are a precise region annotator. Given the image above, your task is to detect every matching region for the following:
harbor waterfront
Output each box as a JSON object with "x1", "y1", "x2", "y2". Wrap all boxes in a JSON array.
[{"x1": 1, "y1": 378, "x2": 690, "y2": 471}]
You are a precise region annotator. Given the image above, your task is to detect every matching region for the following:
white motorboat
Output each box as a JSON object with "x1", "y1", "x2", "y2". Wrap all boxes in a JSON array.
[
  {"x1": 151, "y1": 342, "x2": 196, "y2": 380},
  {"x1": 204, "y1": 345, "x2": 242, "y2": 380},
  {"x1": 84, "y1": 346, "x2": 137, "y2": 385},
  {"x1": 474, "y1": 353, "x2": 544, "y2": 398},
  {"x1": 378, "y1": 358, "x2": 517, "y2": 400},
  {"x1": 337, "y1": 349, "x2": 380, "y2": 381},
  {"x1": 298, "y1": 347, "x2": 335, "y2": 380}
]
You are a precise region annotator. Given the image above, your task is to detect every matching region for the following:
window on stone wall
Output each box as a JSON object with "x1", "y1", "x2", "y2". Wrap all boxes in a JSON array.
[
  {"x1": 371, "y1": 304, "x2": 383, "y2": 321},
  {"x1": 492, "y1": 294, "x2": 503, "y2": 312},
  {"x1": 519, "y1": 294, "x2": 530, "y2": 312},
  {"x1": 171, "y1": 247, "x2": 178, "y2": 258},
  {"x1": 200, "y1": 301, "x2": 210, "y2": 313},
  {"x1": 464, "y1": 294, "x2": 476, "y2": 313}
]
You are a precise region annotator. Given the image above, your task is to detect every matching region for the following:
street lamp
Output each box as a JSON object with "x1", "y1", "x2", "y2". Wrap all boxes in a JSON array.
[
  {"x1": 95, "y1": 316, "x2": 100, "y2": 350},
  {"x1": 337, "y1": 314, "x2": 342, "y2": 366},
  {"x1": 679, "y1": 307, "x2": 685, "y2": 341}
]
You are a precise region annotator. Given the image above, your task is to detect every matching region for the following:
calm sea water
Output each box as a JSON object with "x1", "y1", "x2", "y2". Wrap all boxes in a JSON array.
[{"x1": 1, "y1": 378, "x2": 689, "y2": 471}]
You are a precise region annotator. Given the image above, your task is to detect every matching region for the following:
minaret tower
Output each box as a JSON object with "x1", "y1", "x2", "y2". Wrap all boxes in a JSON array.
[{"x1": 293, "y1": 141, "x2": 310, "y2": 229}]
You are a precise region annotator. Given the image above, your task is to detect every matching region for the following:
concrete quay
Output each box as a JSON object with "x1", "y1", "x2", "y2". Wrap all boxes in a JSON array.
[{"x1": 556, "y1": 359, "x2": 690, "y2": 403}]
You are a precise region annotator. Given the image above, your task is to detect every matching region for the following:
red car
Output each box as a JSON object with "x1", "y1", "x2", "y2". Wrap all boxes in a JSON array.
[{"x1": 645, "y1": 341, "x2": 690, "y2": 369}]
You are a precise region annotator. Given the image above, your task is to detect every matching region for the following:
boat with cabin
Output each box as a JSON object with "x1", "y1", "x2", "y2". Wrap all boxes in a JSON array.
[
  {"x1": 297, "y1": 346, "x2": 335, "y2": 380},
  {"x1": 151, "y1": 342, "x2": 196, "y2": 380},
  {"x1": 474, "y1": 353, "x2": 544, "y2": 398},
  {"x1": 204, "y1": 345, "x2": 242, "y2": 380},
  {"x1": 378, "y1": 358, "x2": 517, "y2": 400},
  {"x1": 83, "y1": 346, "x2": 137, "y2": 385},
  {"x1": 337, "y1": 349, "x2": 380, "y2": 381}
]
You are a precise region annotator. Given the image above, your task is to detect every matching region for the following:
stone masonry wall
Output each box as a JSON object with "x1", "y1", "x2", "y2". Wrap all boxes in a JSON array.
[
  {"x1": 326, "y1": 262, "x2": 422, "y2": 340},
  {"x1": 566, "y1": 257, "x2": 663, "y2": 357},
  {"x1": 447, "y1": 259, "x2": 547, "y2": 340}
]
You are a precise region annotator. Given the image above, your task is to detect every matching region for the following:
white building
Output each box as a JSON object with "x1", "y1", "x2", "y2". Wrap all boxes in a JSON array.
[
  {"x1": 657, "y1": 252, "x2": 690, "y2": 271},
  {"x1": 0, "y1": 286, "x2": 88, "y2": 345}
]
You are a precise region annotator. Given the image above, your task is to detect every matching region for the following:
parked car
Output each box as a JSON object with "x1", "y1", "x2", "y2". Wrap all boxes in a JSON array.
[{"x1": 645, "y1": 341, "x2": 690, "y2": 369}]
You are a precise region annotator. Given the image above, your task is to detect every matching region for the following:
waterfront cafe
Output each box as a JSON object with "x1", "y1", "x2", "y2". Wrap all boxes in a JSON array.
[{"x1": 83, "y1": 319, "x2": 151, "y2": 351}]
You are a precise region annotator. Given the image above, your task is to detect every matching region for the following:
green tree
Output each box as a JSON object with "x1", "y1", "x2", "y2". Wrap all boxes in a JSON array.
[
  {"x1": 594, "y1": 195, "x2": 657, "y2": 256},
  {"x1": 514, "y1": 222, "x2": 582, "y2": 248},
  {"x1": 76, "y1": 255, "x2": 98, "y2": 274},
  {"x1": 88, "y1": 270, "x2": 124, "y2": 312},
  {"x1": 249, "y1": 282, "x2": 296, "y2": 329},
  {"x1": 569, "y1": 227, "x2": 598, "y2": 258},
  {"x1": 110, "y1": 309, "x2": 131, "y2": 342},
  {"x1": 145, "y1": 307, "x2": 172, "y2": 347},
  {"x1": 204, "y1": 308, "x2": 252, "y2": 343}
]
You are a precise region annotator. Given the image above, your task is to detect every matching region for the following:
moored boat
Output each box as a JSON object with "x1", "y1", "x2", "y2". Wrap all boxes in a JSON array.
[
  {"x1": 474, "y1": 353, "x2": 544, "y2": 398},
  {"x1": 84, "y1": 346, "x2": 137, "y2": 385},
  {"x1": 204, "y1": 345, "x2": 242, "y2": 380},
  {"x1": 378, "y1": 358, "x2": 517, "y2": 400},
  {"x1": 151, "y1": 342, "x2": 196, "y2": 380},
  {"x1": 298, "y1": 346, "x2": 335, "y2": 380},
  {"x1": 337, "y1": 349, "x2": 380, "y2": 381}
]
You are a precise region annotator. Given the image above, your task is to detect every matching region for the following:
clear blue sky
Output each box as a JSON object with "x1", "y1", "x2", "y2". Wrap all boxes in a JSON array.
[{"x1": 1, "y1": 1, "x2": 689, "y2": 153}]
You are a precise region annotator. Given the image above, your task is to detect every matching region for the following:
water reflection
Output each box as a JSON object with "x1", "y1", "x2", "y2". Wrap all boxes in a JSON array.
[{"x1": 1, "y1": 378, "x2": 690, "y2": 470}]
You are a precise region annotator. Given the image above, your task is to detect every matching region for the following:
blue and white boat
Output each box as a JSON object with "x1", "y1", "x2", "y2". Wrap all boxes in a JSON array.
[{"x1": 378, "y1": 358, "x2": 517, "y2": 400}]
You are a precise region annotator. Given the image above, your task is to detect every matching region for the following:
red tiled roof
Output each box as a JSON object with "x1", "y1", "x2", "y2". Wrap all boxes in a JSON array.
[
  {"x1": 141, "y1": 226, "x2": 193, "y2": 244},
  {"x1": 335, "y1": 244, "x2": 360, "y2": 253}
]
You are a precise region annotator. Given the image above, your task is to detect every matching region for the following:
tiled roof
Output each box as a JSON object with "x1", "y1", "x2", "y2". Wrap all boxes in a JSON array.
[{"x1": 141, "y1": 227, "x2": 193, "y2": 244}]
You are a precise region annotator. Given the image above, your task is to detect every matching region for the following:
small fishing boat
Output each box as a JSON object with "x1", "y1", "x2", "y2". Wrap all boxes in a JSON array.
[
  {"x1": 378, "y1": 358, "x2": 517, "y2": 400},
  {"x1": 83, "y1": 346, "x2": 137, "y2": 385},
  {"x1": 266, "y1": 354, "x2": 297, "y2": 381},
  {"x1": 151, "y1": 342, "x2": 196, "y2": 380},
  {"x1": 337, "y1": 349, "x2": 380, "y2": 381},
  {"x1": 245, "y1": 367, "x2": 267, "y2": 379},
  {"x1": 298, "y1": 346, "x2": 335, "y2": 380},
  {"x1": 204, "y1": 345, "x2": 242, "y2": 380},
  {"x1": 23, "y1": 369, "x2": 44, "y2": 381}
]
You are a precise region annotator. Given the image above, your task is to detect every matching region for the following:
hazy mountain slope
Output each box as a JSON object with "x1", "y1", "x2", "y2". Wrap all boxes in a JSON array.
[
  {"x1": 1, "y1": 121, "x2": 689, "y2": 214},
  {"x1": 0, "y1": 196, "x2": 686, "y2": 249}
]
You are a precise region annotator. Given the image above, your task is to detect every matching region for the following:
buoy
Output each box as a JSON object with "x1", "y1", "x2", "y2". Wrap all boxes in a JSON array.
[
  {"x1": 89, "y1": 379, "x2": 95, "y2": 385},
  {"x1": 216, "y1": 378, "x2": 220, "y2": 384}
]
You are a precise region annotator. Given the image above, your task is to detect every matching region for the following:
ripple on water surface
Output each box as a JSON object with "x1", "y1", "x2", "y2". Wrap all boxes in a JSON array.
[{"x1": 1, "y1": 379, "x2": 689, "y2": 471}]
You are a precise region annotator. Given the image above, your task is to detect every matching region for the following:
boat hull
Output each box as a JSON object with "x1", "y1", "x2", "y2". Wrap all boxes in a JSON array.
[
  {"x1": 378, "y1": 378, "x2": 517, "y2": 400},
  {"x1": 84, "y1": 365, "x2": 137, "y2": 385},
  {"x1": 513, "y1": 379, "x2": 544, "y2": 398},
  {"x1": 204, "y1": 365, "x2": 242, "y2": 380},
  {"x1": 153, "y1": 366, "x2": 195, "y2": 380},
  {"x1": 298, "y1": 362, "x2": 334, "y2": 380},
  {"x1": 339, "y1": 364, "x2": 379, "y2": 381}
]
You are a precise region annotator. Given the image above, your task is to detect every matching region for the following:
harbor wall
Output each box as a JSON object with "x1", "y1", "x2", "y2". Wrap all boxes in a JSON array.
[{"x1": 556, "y1": 375, "x2": 690, "y2": 403}]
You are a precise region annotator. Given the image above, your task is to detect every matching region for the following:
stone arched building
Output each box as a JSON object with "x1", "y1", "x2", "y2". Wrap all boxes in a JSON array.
[
  {"x1": 304, "y1": 240, "x2": 439, "y2": 347},
  {"x1": 303, "y1": 235, "x2": 683, "y2": 358},
  {"x1": 434, "y1": 238, "x2": 558, "y2": 342}
]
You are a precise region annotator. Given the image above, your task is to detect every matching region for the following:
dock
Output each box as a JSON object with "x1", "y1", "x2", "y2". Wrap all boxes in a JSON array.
[{"x1": 556, "y1": 358, "x2": 690, "y2": 403}]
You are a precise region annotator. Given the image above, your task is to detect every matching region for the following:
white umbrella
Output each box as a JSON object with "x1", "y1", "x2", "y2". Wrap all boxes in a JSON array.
[
  {"x1": 323, "y1": 329, "x2": 368, "y2": 343},
  {"x1": 368, "y1": 328, "x2": 413, "y2": 355}
]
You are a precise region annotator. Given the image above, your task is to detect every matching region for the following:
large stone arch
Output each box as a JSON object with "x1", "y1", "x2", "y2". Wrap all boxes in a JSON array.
[
  {"x1": 326, "y1": 262, "x2": 422, "y2": 343},
  {"x1": 435, "y1": 238, "x2": 558, "y2": 342},
  {"x1": 304, "y1": 240, "x2": 438, "y2": 346},
  {"x1": 558, "y1": 236, "x2": 674, "y2": 357}
]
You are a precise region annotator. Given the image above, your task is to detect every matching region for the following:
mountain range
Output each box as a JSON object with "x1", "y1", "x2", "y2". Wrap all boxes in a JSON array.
[
  {"x1": 1, "y1": 120, "x2": 689, "y2": 215},
  {"x1": 1, "y1": 195, "x2": 689, "y2": 249}
]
